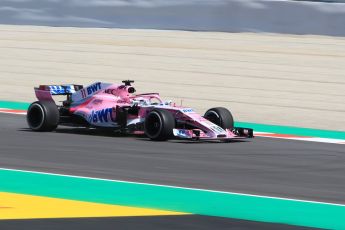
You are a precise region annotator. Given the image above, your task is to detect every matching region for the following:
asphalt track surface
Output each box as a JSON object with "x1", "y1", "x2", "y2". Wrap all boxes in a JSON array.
[
  {"x1": 0, "y1": 113, "x2": 344, "y2": 229},
  {"x1": 0, "y1": 216, "x2": 314, "y2": 230},
  {"x1": 1, "y1": 113, "x2": 345, "y2": 203}
]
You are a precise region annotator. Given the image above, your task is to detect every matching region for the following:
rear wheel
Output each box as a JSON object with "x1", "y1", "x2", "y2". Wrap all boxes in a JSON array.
[
  {"x1": 144, "y1": 109, "x2": 175, "y2": 141},
  {"x1": 204, "y1": 107, "x2": 234, "y2": 129},
  {"x1": 27, "y1": 101, "x2": 59, "y2": 131}
]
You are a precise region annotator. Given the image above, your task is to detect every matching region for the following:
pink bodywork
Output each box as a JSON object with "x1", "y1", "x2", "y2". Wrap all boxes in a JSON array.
[{"x1": 35, "y1": 82, "x2": 247, "y2": 140}]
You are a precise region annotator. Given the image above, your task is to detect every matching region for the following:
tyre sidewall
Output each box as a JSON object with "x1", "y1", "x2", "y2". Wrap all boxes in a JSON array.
[
  {"x1": 145, "y1": 110, "x2": 163, "y2": 140},
  {"x1": 144, "y1": 109, "x2": 175, "y2": 141},
  {"x1": 204, "y1": 107, "x2": 234, "y2": 129},
  {"x1": 27, "y1": 101, "x2": 59, "y2": 131}
]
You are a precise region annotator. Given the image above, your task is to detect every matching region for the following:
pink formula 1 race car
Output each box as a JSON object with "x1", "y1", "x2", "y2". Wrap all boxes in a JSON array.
[{"x1": 26, "y1": 80, "x2": 253, "y2": 141}]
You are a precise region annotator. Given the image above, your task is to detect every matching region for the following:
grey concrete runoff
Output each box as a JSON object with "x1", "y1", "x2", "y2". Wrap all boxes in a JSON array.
[
  {"x1": 1, "y1": 113, "x2": 345, "y2": 205},
  {"x1": 1, "y1": 0, "x2": 345, "y2": 36},
  {"x1": 0, "y1": 25, "x2": 345, "y2": 130}
]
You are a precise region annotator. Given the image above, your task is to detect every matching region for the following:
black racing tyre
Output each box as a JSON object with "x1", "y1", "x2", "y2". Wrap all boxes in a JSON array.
[
  {"x1": 204, "y1": 107, "x2": 234, "y2": 130},
  {"x1": 144, "y1": 109, "x2": 175, "y2": 141},
  {"x1": 27, "y1": 101, "x2": 59, "y2": 131}
]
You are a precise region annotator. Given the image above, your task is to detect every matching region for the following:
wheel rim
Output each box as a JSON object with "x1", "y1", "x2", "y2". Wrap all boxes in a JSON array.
[
  {"x1": 146, "y1": 112, "x2": 162, "y2": 138},
  {"x1": 27, "y1": 104, "x2": 45, "y2": 129},
  {"x1": 205, "y1": 110, "x2": 221, "y2": 126}
]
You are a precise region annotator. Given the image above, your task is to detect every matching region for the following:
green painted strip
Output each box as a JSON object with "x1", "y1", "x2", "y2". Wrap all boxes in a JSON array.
[
  {"x1": 0, "y1": 168, "x2": 345, "y2": 229},
  {"x1": 0, "y1": 101, "x2": 30, "y2": 110},
  {"x1": 1, "y1": 100, "x2": 345, "y2": 140},
  {"x1": 236, "y1": 122, "x2": 345, "y2": 140}
]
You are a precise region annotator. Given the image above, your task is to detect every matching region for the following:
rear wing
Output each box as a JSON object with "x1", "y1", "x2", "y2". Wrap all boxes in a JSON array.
[
  {"x1": 36, "y1": 85, "x2": 83, "y2": 95},
  {"x1": 34, "y1": 84, "x2": 83, "y2": 102}
]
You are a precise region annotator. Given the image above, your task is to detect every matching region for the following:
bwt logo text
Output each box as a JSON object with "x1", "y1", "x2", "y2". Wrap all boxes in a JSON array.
[
  {"x1": 89, "y1": 108, "x2": 114, "y2": 123},
  {"x1": 87, "y1": 82, "x2": 102, "y2": 95}
]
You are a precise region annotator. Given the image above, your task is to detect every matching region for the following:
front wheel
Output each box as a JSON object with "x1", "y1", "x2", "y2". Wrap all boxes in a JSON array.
[
  {"x1": 204, "y1": 107, "x2": 234, "y2": 130},
  {"x1": 144, "y1": 109, "x2": 175, "y2": 141},
  {"x1": 27, "y1": 101, "x2": 59, "y2": 131}
]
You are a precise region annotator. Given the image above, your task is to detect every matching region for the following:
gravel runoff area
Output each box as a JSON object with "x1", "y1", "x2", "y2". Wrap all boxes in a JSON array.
[{"x1": 0, "y1": 25, "x2": 344, "y2": 130}]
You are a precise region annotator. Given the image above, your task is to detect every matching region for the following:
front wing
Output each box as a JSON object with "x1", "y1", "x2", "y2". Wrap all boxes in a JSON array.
[{"x1": 173, "y1": 127, "x2": 254, "y2": 141}]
